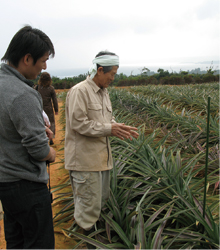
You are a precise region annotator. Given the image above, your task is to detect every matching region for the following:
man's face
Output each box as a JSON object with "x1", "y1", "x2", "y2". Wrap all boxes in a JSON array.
[
  {"x1": 96, "y1": 66, "x2": 118, "y2": 88},
  {"x1": 25, "y1": 52, "x2": 49, "y2": 80}
]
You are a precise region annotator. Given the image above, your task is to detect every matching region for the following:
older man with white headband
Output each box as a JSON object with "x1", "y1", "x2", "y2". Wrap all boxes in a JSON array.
[
  {"x1": 65, "y1": 51, "x2": 139, "y2": 244},
  {"x1": 89, "y1": 54, "x2": 120, "y2": 79}
]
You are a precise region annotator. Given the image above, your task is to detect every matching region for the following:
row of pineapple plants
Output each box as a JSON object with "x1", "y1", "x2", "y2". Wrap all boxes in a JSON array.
[
  {"x1": 128, "y1": 83, "x2": 219, "y2": 115},
  {"x1": 52, "y1": 83, "x2": 219, "y2": 249},
  {"x1": 109, "y1": 85, "x2": 219, "y2": 172}
]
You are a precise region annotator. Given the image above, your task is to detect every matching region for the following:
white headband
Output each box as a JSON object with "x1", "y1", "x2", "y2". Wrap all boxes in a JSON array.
[{"x1": 89, "y1": 55, "x2": 119, "y2": 79}]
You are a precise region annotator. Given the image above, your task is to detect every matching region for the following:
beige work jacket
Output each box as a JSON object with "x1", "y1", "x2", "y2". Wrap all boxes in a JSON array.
[{"x1": 65, "y1": 76, "x2": 115, "y2": 171}]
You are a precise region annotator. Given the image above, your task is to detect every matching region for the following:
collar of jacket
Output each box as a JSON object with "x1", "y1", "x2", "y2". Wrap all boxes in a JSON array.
[
  {"x1": 0, "y1": 63, "x2": 34, "y2": 88},
  {"x1": 86, "y1": 75, "x2": 107, "y2": 95}
]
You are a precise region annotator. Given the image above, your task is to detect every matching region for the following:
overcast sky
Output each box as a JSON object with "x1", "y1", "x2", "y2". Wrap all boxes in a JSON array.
[{"x1": 0, "y1": 0, "x2": 219, "y2": 75}]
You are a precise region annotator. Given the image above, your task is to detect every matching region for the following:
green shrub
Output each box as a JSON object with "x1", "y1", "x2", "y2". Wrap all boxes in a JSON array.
[
  {"x1": 194, "y1": 75, "x2": 203, "y2": 84},
  {"x1": 147, "y1": 76, "x2": 158, "y2": 85},
  {"x1": 157, "y1": 68, "x2": 170, "y2": 79},
  {"x1": 160, "y1": 76, "x2": 170, "y2": 85},
  {"x1": 202, "y1": 73, "x2": 216, "y2": 83},
  {"x1": 169, "y1": 75, "x2": 183, "y2": 85},
  {"x1": 214, "y1": 74, "x2": 219, "y2": 82},
  {"x1": 183, "y1": 74, "x2": 194, "y2": 84}
]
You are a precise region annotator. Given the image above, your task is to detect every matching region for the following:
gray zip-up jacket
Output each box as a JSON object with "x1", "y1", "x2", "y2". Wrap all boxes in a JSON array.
[{"x1": 0, "y1": 63, "x2": 50, "y2": 183}]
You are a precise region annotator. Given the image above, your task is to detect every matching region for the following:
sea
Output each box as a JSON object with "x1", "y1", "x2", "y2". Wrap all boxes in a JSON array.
[{"x1": 49, "y1": 61, "x2": 220, "y2": 79}]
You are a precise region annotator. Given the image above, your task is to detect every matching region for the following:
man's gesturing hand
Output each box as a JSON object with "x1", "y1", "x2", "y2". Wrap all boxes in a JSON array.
[{"x1": 111, "y1": 123, "x2": 139, "y2": 140}]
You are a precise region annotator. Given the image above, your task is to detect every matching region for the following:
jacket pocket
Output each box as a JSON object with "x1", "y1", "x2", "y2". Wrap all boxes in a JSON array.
[
  {"x1": 88, "y1": 103, "x2": 102, "y2": 111},
  {"x1": 106, "y1": 105, "x2": 112, "y2": 113},
  {"x1": 87, "y1": 103, "x2": 103, "y2": 121},
  {"x1": 71, "y1": 172, "x2": 90, "y2": 184}
]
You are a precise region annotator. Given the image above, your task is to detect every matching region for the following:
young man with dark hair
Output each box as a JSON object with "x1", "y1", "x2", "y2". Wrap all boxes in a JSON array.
[
  {"x1": 65, "y1": 51, "x2": 139, "y2": 241},
  {"x1": 0, "y1": 25, "x2": 56, "y2": 249}
]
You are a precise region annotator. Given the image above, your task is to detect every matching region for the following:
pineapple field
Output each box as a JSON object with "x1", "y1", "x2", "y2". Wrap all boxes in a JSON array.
[{"x1": 52, "y1": 82, "x2": 219, "y2": 249}]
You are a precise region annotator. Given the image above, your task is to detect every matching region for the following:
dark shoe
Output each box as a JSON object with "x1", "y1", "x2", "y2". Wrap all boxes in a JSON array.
[{"x1": 50, "y1": 140, "x2": 54, "y2": 145}]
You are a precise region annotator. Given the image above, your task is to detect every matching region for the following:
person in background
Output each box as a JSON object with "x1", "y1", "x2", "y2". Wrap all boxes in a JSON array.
[
  {"x1": 0, "y1": 25, "x2": 56, "y2": 249},
  {"x1": 65, "y1": 51, "x2": 139, "y2": 247},
  {"x1": 37, "y1": 72, "x2": 58, "y2": 145}
]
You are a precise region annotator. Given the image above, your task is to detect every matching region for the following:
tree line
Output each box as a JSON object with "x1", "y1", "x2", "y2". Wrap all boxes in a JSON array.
[
  {"x1": 32, "y1": 67, "x2": 219, "y2": 89},
  {"x1": 112, "y1": 68, "x2": 219, "y2": 87}
]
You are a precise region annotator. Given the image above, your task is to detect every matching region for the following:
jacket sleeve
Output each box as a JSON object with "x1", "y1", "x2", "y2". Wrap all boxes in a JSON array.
[
  {"x1": 66, "y1": 88, "x2": 112, "y2": 137},
  {"x1": 10, "y1": 92, "x2": 50, "y2": 160}
]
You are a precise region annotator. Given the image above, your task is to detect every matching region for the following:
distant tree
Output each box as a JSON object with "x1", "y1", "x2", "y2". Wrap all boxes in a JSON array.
[
  {"x1": 160, "y1": 76, "x2": 170, "y2": 85},
  {"x1": 194, "y1": 75, "x2": 203, "y2": 84},
  {"x1": 203, "y1": 73, "x2": 216, "y2": 83},
  {"x1": 206, "y1": 61, "x2": 216, "y2": 75},
  {"x1": 141, "y1": 67, "x2": 150, "y2": 76},
  {"x1": 183, "y1": 74, "x2": 194, "y2": 84},
  {"x1": 206, "y1": 68, "x2": 215, "y2": 75},
  {"x1": 157, "y1": 68, "x2": 169, "y2": 79},
  {"x1": 215, "y1": 74, "x2": 219, "y2": 82},
  {"x1": 180, "y1": 71, "x2": 188, "y2": 76},
  {"x1": 147, "y1": 76, "x2": 158, "y2": 85},
  {"x1": 169, "y1": 75, "x2": 183, "y2": 85}
]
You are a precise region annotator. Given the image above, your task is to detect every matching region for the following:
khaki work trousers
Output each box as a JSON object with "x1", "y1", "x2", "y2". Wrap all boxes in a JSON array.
[{"x1": 69, "y1": 170, "x2": 110, "y2": 230}]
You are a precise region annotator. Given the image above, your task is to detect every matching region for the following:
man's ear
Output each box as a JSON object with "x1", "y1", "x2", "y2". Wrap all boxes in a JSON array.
[
  {"x1": 23, "y1": 54, "x2": 32, "y2": 66},
  {"x1": 97, "y1": 66, "x2": 103, "y2": 75}
]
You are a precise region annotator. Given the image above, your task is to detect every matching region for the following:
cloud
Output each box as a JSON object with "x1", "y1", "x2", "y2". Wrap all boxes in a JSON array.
[
  {"x1": 196, "y1": 0, "x2": 219, "y2": 20},
  {"x1": 0, "y1": 0, "x2": 219, "y2": 72},
  {"x1": 48, "y1": 15, "x2": 119, "y2": 40}
]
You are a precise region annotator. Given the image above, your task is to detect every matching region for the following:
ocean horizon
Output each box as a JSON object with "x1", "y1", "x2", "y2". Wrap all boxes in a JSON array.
[{"x1": 48, "y1": 61, "x2": 219, "y2": 78}]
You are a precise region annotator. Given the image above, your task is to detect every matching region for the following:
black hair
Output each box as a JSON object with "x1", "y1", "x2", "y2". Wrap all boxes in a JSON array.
[
  {"x1": 95, "y1": 51, "x2": 119, "y2": 73},
  {"x1": 1, "y1": 25, "x2": 55, "y2": 67}
]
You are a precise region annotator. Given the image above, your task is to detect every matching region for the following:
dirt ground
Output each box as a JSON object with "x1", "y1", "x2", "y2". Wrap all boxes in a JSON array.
[{"x1": 0, "y1": 95, "x2": 85, "y2": 249}]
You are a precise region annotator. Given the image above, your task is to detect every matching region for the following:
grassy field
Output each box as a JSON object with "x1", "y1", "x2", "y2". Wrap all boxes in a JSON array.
[{"x1": 53, "y1": 82, "x2": 219, "y2": 249}]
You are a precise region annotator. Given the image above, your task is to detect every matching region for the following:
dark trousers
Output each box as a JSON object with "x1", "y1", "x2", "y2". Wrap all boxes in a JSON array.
[{"x1": 0, "y1": 179, "x2": 54, "y2": 249}]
